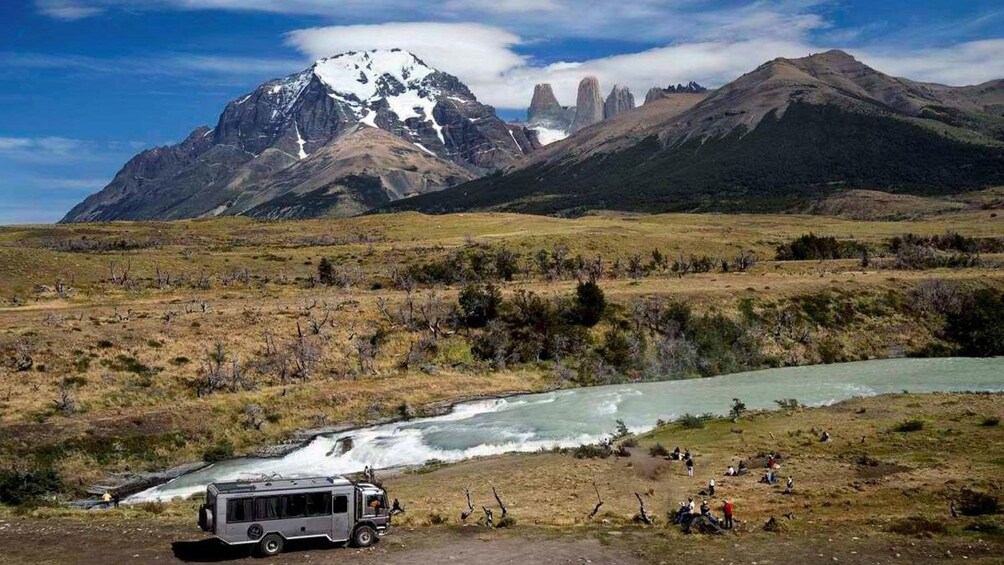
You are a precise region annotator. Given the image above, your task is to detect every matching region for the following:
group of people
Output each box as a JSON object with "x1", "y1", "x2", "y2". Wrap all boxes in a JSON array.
[
  {"x1": 666, "y1": 447, "x2": 802, "y2": 531},
  {"x1": 672, "y1": 496, "x2": 735, "y2": 529},
  {"x1": 724, "y1": 460, "x2": 749, "y2": 476}
]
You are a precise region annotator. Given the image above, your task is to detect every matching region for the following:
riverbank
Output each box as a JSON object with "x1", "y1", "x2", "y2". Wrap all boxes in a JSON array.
[
  {"x1": 3, "y1": 392, "x2": 1001, "y2": 564},
  {"x1": 131, "y1": 357, "x2": 1004, "y2": 502}
]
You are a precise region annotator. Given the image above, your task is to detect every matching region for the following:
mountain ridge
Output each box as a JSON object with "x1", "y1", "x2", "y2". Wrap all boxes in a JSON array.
[
  {"x1": 382, "y1": 50, "x2": 1004, "y2": 216},
  {"x1": 62, "y1": 49, "x2": 533, "y2": 223}
]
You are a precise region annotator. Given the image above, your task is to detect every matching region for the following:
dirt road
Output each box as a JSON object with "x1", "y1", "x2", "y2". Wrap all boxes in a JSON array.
[{"x1": 2, "y1": 514, "x2": 1001, "y2": 565}]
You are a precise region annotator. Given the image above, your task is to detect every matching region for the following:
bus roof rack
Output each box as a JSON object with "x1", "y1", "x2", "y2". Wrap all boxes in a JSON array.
[{"x1": 213, "y1": 476, "x2": 352, "y2": 494}]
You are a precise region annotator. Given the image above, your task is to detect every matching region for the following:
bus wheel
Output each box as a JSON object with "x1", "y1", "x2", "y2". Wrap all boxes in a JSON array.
[
  {"x1": 258, "y1": 533, "x2": 284, "y2": 557},
  {"x1": 353, "y1": 525, "x2": 376, "y2": 548}
]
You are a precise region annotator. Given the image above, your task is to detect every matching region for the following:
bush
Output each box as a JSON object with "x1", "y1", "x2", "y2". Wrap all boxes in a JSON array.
[
  {"x1": 621, "y1": 437, "x2": 639, "y2": 448},
  {"x1": 458, "y1": 283, "x2": 502, "y2": 328},
  {"x1": 888, "y1": 516, "x2": 947, "y2": 537},
  {"x1": 0, "y1": 468, "x2": 63, "y2": 506},
  {"x1": 981, "y1": 416, "x2": 1000, "y2": 427},
  {"x1": 776, "y1": 233, "x2": 863, "y2": 261},
  {"x1": 427, "y1": 512, "x2": 449, "y2": 525},
  {"x1": 317, "y1": 257, "x2": 335, "y2": 285},
  {"x1": 893, "y1": 419, "x2": 925, "y2": 432},
  {"x1": 649, "y1": 443, "x2": 670, "y2": 457},
  {"x1": 679, "y1": 413, "x2": 705, "y2": 429},
  {"x1": 958, "y1": 489, "x2": 999, "y2": 516},
  {"x1": 943, "y1": 289, "x2": 1004, "y2": 356},
  {"x1": 495, "y1": 515, "x2": 516, "y2": 528},
  {"x1": 774, "y1": 398, "x2": 801, "y2": 411},
  {"x1": 573, "y1": 443, "x2": 613, "y2": 459},
  {"x1": 203, "y1": 441, "x2": 235, "y2": 463},
  {"x1": 574, "y1": 281, "x2": 606, "y2": 327}
]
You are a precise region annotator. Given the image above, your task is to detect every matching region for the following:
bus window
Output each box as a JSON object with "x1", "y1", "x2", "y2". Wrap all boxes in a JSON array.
[
  {"x1": 255, "y1": 496, "x2": 282, "y2": 520},
  {"x1": 333, "y1": 494, "x2": 348, "y2": 514},
  {"x1": 227, "y1": 498, "x2": 253, "y2": 523},
  {"x1": 365, "y1": 494, "x2": 386, "y2": 515},
  {"x1": 284, "y1": 494, "x2": 307, "y2": 518},
  {"x1": 305, "y1": 492, "x2": 332, "y2": 517}
]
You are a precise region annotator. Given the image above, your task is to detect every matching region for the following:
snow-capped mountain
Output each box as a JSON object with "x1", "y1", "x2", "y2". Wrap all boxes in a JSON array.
[{"x1": 62, "y1": 49, "x2": 537, "y2": 222}]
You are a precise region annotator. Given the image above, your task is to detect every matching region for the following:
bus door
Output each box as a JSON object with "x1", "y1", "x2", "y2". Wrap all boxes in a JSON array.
[{"x1": 331, "y1": 492, "x2": 351, "y2": 540}]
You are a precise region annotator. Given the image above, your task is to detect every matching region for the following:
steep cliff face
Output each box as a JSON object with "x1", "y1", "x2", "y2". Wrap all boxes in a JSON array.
[
  {"x1": 62, "y1": 49, "x2": 533, "y2": 222},
  {"x1": 570, "y1": 76, "x2": 605, "y2": 132},
  {"x1": 604, "y1": 85, "x2": 636, "y2": 119}
]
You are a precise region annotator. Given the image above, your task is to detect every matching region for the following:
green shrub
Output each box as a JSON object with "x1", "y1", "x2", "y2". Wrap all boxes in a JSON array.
[
  {"x1": 574, "y1": 281, "x2": 606, "y2": 327},
  {"x1": 981, "y1": 416, "x2": 1000, "y2": 427},
  {"x1": 203, "y1": 441, "x2": 235, "y2": 463},
  {"x1": 943, "y1": 289, "x2": 1004, "y2": 356},
  {"x1": 458, "y1": 283, "x2": 502, "y2": 328},
  {"x1": 427, "y1": 512, "x2": 449, "y2": 525},
  {"x1": 573, "y1": 443, "x2": 613, "y2": 459},
  {"x1": 649, "y1": 443, "x2": 670, "y2": 457},
  {"x1": 679, "y1": 413, "x2": 705, "y2": 429},
  {"x1": 0, "y1": 468, "x2": 63, "y2": 506},
  {"x1": 495, "y1": 515, "x2": 516, "y2": 528}
]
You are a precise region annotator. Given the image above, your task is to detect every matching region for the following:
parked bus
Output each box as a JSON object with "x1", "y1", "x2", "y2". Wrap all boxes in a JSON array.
[{"x1": 197, "y1": 476, "x2": 390, "y2": 556}]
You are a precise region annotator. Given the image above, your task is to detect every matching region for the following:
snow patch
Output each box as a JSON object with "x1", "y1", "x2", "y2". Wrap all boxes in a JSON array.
[
  {"x1": 413, "y1": 142, "x2": 436, "y2": 156},
  {"x1": 530, "y1": 126, "x2": 569, "y2": 146},
  {"x1": 294, "y1": 123, "x2": 308, "y2": 159}
]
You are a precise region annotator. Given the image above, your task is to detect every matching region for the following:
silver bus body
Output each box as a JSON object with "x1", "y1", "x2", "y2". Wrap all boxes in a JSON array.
[{"x1": 197, "y1": 476, "x2": 390, "y2": 555}]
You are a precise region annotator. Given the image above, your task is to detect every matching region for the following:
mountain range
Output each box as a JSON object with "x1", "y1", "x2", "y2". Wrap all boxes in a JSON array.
[
  {"x1": 62, "y1": 49, "x2": 535, "y2": 222},
  {"x1": 63, "y1": 49, "x2": 1004, "y2": 222}
]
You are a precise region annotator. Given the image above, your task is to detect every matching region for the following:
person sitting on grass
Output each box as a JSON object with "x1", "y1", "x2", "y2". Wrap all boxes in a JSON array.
[
  {"x1": 784, "y1": 476, "x2": 794, "y2": 494},
  {"x1": 674, "y1": 501, "x2": 690, "y2": 524},
  {"x1": 708, "y1": 478, "x2": 716, "y2": 496},
  {"x1": 737, "y1": 460, "x2": 749, "y2": 475},
  {"x1": 700, "y1": 500, "x2": 711, "y2": 516},
  {"x1": 688, "y1": 497, "x2": 696, "y2": 514},
  {"x1": 672, "y1": 447, "x2": 682, "y2": 460},
  {"x1": 725, "y1": 465, "x2": 736, "y2": 476}
]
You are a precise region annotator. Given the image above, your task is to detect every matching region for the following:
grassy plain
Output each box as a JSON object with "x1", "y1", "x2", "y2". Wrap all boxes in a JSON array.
[{"x1": 0, "y1": 209, "x2": 1002, "y2": 493}]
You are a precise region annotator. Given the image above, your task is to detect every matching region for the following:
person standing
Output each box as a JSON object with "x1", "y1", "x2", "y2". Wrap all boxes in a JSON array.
[
  {"x1": 686, "y1": 456, "x2": 695, "y2": 477},
  {"x1": 723, "y1": 499, "x2": 734, "y2": 529},
  {"x1": 708, "y1": 478, "x2": 716, "y2": 496},
  {"x1": 784, "y1": 476, "x2": 794, "y2": 494},
  {"x1": 101, "y1": 491, "x2": 112, "y2": 508}
]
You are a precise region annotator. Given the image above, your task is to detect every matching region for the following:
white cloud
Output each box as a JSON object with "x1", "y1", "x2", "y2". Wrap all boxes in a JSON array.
[
  {"x1": 854, "y1": 39, "x2": 1004, "y2": 86},
  {"x1": 281, "y1": 20, "x2": 818, "y2": 109},
  {"x1": 286, "y1": 23, "x2": 525, "y2": 86},
  {"x1": 0, "y1": 136, "x2": 87, "y2": 160}
]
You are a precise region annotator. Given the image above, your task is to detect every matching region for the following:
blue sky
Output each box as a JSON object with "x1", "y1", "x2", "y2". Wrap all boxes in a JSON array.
[{"x1": 1, "y1": 0, "x2": 1002, "y2": 224}]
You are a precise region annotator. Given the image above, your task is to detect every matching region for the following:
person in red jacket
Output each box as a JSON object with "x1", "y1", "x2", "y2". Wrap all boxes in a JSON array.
[{"x1": 723, "y1": 499, "x2": 734, "y2": 529}]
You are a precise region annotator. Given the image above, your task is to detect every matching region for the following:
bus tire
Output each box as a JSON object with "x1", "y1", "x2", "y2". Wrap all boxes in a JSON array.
[
  {"x1": 353, "y1": 525, "x2": 376, "y2": 548},
  {"x1": 258, "y1": 533, "x2": 284, "y2": 557}
]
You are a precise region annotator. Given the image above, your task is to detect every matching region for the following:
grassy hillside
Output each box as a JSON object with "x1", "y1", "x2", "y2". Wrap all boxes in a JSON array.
[{"x1": 385, "y1": 103, "x2": 1004, "y2": 216}]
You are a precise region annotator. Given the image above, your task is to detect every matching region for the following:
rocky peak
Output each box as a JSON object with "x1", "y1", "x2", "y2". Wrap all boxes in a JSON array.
[
  {"x1": 528, "y1": 83, "x2": 563, "y2": 121},
  {"x1": 571, "y1": 76, "x2": 605, "y2": 133},
  {"x1": 644, "y1": 82, "x2": 707, "y2": 104},
  {"x1": 604, "y1": 85, "x2": 635, "y2": 119}
]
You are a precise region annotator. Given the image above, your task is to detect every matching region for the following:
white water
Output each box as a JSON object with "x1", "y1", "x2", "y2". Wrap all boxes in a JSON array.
[{"x1": 131, "y1": 357, "x2": 1004, "y2": 502}]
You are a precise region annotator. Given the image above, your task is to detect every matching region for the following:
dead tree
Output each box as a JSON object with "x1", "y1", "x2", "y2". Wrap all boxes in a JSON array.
[
  {"x1": 482, "y1": 506, "x2": 494, "y2": 528},
  {"x1": 491, "y1": 484, "x2": 508, "y2": 518},
  {"x1": 12, "y1": 339, "x2": 34, "y2": 371},
  {"x1": 460, "y1": 487, "x2": 475, "y2": 522},
  {"x1": 588, "y1": 482, "x2": 604, "y2": 519},
  {"x1": 633, "y1": 493, "x2": 653, "y2": 524}
]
